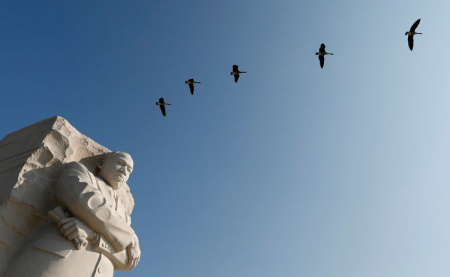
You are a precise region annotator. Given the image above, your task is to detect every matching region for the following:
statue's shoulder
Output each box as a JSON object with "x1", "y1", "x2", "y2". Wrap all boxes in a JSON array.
[
  {"x1": 60, "y1": 161, "x2": 94, "y2": 179},
  {"x1": 64, "y1": 161, "x2": 87, "y2": 170}
]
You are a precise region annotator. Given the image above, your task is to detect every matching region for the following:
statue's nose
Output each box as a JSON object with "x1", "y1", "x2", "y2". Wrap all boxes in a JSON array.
[{"x1": 119, "y1": 167, "x2": 127, "y2": 175}]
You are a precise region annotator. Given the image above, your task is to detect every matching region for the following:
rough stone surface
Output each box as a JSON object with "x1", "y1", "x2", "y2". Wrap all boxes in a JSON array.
[{"x1": 0, "y1": 116, "x2": 134, "y2": 275}]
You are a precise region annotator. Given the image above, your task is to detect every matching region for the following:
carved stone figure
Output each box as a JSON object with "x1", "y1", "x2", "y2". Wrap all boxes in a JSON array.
[
  {"x1": 0, "y1": 117, "x2": 140, "y2": 277},
  {"x1": 6, "y1": 152, "x2": 140, "y2": 276}
]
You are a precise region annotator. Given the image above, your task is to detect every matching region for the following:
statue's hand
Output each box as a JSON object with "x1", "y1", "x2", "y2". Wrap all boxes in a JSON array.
[
  {"x1": 58, "y1": 217, "x2": 96, "y2": 241},
  {"x1": 126, "y1": 235, "x2": 141, "y2": 270}
]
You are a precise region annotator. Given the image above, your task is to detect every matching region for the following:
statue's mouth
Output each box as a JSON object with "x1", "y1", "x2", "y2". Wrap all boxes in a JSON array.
[{"x1": 114, "y1": 174, "x2": 125, "y2": 182}]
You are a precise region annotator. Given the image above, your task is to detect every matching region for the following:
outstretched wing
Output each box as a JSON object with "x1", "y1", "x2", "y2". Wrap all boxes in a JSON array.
[
  {"x1": 408, "y1": 35, "x2": 414, "y2": 51},
  {"x1": 159, "y1": 105, "x2": 166, "y2": 116},
  {"x1": 319, "y1": 55, "x2": 325, "y2": 68},
  {"x1": 410, "y1": 18, "x2": 421, "y2": 32},
  {"x1": 234, "y1": 74, "x2": 239, "y2": 83},
  {"x1": 319, "y1": 43, "x2": 326, "y2": 53},
  {"x1": 189, "y1": 83, "x2": 194, "y2": 95},
  {"x1": 232, "y1": 64, "x2": 238, "y2": 72}
]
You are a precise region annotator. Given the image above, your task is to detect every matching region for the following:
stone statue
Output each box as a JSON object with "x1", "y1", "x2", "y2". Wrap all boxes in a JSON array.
[
  {"x1": 0, "y1": 117, "x2": 141, "y2": 277},
  {"x1": 6, "y1": 151, "x2": 140, "y2": 276}
]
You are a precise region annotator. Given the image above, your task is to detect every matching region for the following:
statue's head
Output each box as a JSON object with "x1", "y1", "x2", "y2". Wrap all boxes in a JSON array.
[{"x1": 98, "y1": 151, "x2": 134, "y2": 190}]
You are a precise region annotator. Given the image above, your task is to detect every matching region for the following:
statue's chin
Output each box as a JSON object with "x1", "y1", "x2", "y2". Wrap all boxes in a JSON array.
[
  {"x1": 109, "y1": 181, "x2": 123, "y2": 190},
  {"x1": 100, "y1": 174, "x2": 125, "y2": 190}
]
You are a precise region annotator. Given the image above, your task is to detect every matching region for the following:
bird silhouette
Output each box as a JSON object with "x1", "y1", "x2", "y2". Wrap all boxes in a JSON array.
[
  {"x1": 405, "y1": 18, "x2": 422, "y2": 51},
  {"x1": 230, "y1": 65, "x2": 246, "y2": 83},
  {"x1": 155, "y1": 97, "x2": 171, "y2": 117},
  {"x1": 185, "y1": 78, "x2": 201, "y2": 95},
  {"x1": 315, "y1": 43, "x2": 334, "y2": 68}
]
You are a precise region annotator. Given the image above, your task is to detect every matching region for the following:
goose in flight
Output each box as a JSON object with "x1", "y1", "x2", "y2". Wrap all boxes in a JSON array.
[
  {"x1": 405, "y1": 18, "x2": 422, "y2": 51},
  {"x1": 230, "y1": 65, "x2": 246, "y2": 83},
  {"x1": 156, "y1": 97, "x2": 171, "y2": 117},
  {"x1": 315, "y1": 43, "x2": 334, "y2": 68},
  {"x1": 185, "y1": 78, "x2": 201, "y2": 95}
]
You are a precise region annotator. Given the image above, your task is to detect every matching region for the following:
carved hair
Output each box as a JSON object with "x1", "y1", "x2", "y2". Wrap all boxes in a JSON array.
[{"x1": 96, "y1": 151, "x2": 131, "y2": 170}]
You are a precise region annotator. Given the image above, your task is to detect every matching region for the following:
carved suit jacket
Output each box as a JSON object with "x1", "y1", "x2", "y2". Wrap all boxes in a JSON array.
[
  {"x1": 6, "y1": 162, "x2": 136, "y2": 277},
  {"x1": 55, "y1": 162, "x2": 136, "y2": 268}
]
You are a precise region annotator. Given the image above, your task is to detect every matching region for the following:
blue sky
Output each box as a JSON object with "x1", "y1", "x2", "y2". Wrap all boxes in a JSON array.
[{"x1": 1, "y1": 0, "x2": 450, "y2": 276}]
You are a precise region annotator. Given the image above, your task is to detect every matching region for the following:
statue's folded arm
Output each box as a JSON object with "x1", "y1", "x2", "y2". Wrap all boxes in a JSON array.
[{"x1": 55, "y1": 162, "x2": 135, "y2": 252}]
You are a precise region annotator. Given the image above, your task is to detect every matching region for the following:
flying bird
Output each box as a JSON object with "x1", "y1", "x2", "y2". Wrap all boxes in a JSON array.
[
  {"x1": 315, "y1": 43, "x2": 334, "y2": 68},
  {"x1": 155, "y1": 97, "x2": 171, "y2": 117},
  {"x1": 405, "y1": 18, "x2": 422, "y2": 51},
  {"x1": 230, "y1": 65, "x2": 246, "y2": 83},
  {"x1": 185, "y1": 78, "x2": 201, "y2": 95}
]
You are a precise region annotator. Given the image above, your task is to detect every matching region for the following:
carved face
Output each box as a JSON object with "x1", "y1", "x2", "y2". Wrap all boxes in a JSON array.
[{"x1": 99, "y1": 152, "x2": 134, "y2": 190}]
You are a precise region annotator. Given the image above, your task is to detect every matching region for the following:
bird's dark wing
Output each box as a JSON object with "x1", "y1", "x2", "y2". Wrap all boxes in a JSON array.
[
  {"x1": 189, "y1": 83, "x2": 194, "y2": 95},
  {"x1": 319, "y1": 43, "x2": 326, "y2": 52},
  {"x1": 410, "y1": 18, "x2": 421, "y2": 32},
  {"x1": 408, "y1": 35, "x2": 414, "y2": 51},
  {"x1": 159, "y1": 105, "x2": 166, "y2": 116},
  {"x1": 159, "y1": 97, "x2": 164, "y2": 103},
  {"x1": 232, "y1": 65, "x2": 238, "y2": 72},
  {"x1": 234, "y1": 74, "x2": 239, "y2": 83},
  {"x1": 319, "y1": 55, "x2": 324, "y2": 68}
]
